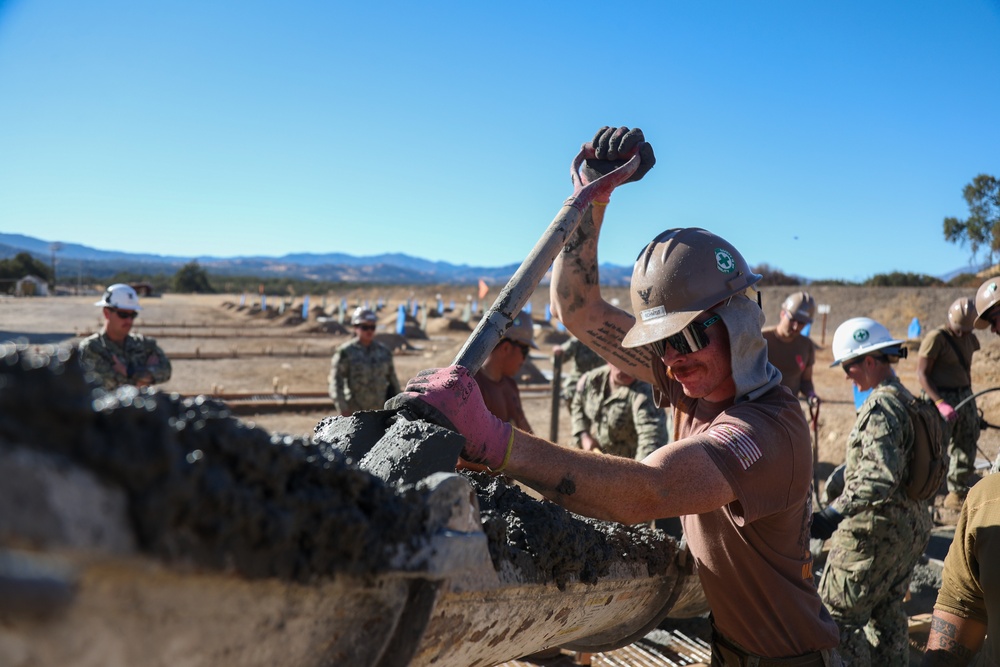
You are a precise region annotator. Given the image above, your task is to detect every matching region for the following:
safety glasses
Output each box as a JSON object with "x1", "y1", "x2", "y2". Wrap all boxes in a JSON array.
[
  {"x1": 841, "y1": 357, "x2": 865, "y2": 375},
  {"x1": 504, "y1": 338, "x2": 531, "y2": 358},
  {"x1": 111, "y1": 309, "x2": 139, "y2": 320},
  {"x1": 651, "y1": 314, "x2": 721, "y2": 357},
  {"x1": 356, "y1": 324, "x2": 376, "y2": 332}
]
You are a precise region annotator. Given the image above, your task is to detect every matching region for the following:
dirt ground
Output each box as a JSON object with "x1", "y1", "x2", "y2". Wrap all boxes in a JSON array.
[{"x1": 5, "y1": 286, "x2": 1000, "y2": 474}]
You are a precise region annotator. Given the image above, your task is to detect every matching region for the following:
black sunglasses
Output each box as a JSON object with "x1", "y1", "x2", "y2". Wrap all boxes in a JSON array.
[
  {"x1": 651, "y1": 314, "x2": 721, "y2": 357},
  {"x1": 504, "y1": 338, "x2": 531, "y2": 357},
  {"x1": 110, "y1": 308, "x2": 138, "y2": 320},
  {"x1": 356, "y1": 324, "x2": 376, "y2": 332},
  {"x1": 842, "y1": 357, "x2": 865, "y2": 375}
]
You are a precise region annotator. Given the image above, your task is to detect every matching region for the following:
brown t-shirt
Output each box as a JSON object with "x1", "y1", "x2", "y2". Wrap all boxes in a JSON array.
[
  {"x1": 474, "y1": 371, "x2": 533, "y2": 434},
  {"x1": 919, "y1": 326, "x2": 979, "y2": 389},
  {"x1": 934, "y1": 473, "x2": 1000, "y2": 667},
  {"x1": 762, "y1": 327, "x2": 815, "y2": 397},
  {"x1": 666, "y1": 380, "x2": 839, "y2": 657}
]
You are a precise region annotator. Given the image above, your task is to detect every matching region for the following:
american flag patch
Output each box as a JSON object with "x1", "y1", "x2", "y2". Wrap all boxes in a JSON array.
[{"x1": 707, "y1": 423, "x2": 762, "y2": 470}]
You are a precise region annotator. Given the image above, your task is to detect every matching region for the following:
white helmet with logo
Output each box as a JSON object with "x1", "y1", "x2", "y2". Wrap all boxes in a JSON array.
[
  {"x1": 350, "y1": 307, "x2": 377, "y2": 326},
  {"x1": 831, "y1": 316, "x2": 905, "y2": 366},
  {"x1": 95, "y1": 283, "x2": 142, "y2": 311}
]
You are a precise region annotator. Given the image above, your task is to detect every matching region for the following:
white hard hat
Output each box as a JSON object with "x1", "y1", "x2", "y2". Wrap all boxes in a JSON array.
[
  {"x1": 95, "y1": 284, "x2": 142, "y2": 311},
  {"x1": 350, "y1": 307, "x2": 377, "y2": 326},
  {"x1": 830, "y1": 316, "x2": 905, "y2": 366}
]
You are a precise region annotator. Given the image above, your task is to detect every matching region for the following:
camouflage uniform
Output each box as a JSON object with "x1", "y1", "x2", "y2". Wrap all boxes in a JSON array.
[
  {"x1": 78, "y1": 332, "x2": 172, "y2": 391},
  {"x1": 818, "y1": 377, "x2": 932, "y2": 667},
  {"x1": 570, "y1": 366, "x2": 668, "y2": 460},
  {"x1": 556, "y1": 337, "x2": 604, "y2": 407},
  {"x1": 329, "y1": 339, "x2": 400, "y2": 414}
]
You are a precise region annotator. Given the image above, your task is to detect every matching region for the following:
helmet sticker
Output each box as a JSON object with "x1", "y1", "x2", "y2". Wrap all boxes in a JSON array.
[
  {"x1": 637, "y1": 287, "x2": 653, "y2": 305},
  {"x1": 853, "y1": 328, "x2": 870, "y2": 343},
  {"x1": 715, "y1": 248, "x2": 735, "y2": 274},
  {"x1": 640, "y1": 305, "x2": 667, "y2": 322},
  {"x1": 989, "y1": 282, "x2": 998, "y2": 295}
]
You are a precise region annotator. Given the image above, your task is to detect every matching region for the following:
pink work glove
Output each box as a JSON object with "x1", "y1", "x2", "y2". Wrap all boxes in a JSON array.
[
  {"x1": 400, "y1": 366, "x2": 513, "y2": 469},
  {"x1": 936, "y1": 400, "x2": 958, "y2": 422}
]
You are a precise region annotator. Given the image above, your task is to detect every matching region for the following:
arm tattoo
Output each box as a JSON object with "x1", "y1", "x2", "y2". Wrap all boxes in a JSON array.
[{"x1": 924, "y1": 616, "x2": 977, "y2": 667}]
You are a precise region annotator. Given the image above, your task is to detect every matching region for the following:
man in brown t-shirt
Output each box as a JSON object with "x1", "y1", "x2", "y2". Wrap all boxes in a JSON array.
[
  {"x1": 918, "y1": 297, "x2": 981, "y2": 510},
  {"x1": 763, "y1": 291, "x2": 819, "y2": 405},
  {"x1": 474, "y1": 309, "x2": 534, "y2": 434},
  {"x1": 399, "y1": 125, "x2": 841, "y2": 667}
]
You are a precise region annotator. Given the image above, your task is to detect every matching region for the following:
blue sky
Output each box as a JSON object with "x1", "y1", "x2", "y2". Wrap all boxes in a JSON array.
[{"x1": 1, "y1": 1, "x2": 998, "y2": 283}]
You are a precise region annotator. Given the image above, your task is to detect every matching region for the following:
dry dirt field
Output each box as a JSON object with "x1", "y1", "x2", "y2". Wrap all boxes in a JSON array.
[{"x1": 4, "y1": 284, "x2": 1000, "y2": 490}]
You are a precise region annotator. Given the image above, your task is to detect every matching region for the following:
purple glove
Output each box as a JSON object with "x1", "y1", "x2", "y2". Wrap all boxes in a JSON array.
[
  {"x1": 936, "y1": 400, "x2": 958, "y2": 422},
  {"x1": 401, "y1": 366, "x2": 512, "y2": 469}
]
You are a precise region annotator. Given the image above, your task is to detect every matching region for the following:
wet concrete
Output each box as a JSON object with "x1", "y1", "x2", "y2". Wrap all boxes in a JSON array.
[
  {"x1": 0, "y1": 343, "x2": 430, "y2": 582},
  {"x1": 1, "y1": 342, "x2": 676, "y2": 590},
  {"x1": 467, "y1": 473, "x2": 676, "y2": 589}
]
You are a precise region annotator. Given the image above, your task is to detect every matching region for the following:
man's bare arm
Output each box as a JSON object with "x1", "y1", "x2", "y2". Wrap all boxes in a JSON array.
[
  {"x1": 550, "y1": 204, "x2": 655, "y2": 384},
  {"x1": 922, "y1": 609, "x2": 986, "y2": 667},
  {"x1": 503, "y1": 428, "x2": 736, "y2": 524}
]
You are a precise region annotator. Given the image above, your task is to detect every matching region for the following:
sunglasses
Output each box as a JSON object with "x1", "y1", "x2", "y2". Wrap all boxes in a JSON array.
[
  {"x1": 504, "y1": 339, "x2": 531, "y2": 357},
  {"x1": 651, "y1": 314, "x2": 721, "y2": 357},
  {"x1": 110, "y1": 309, "x2": 139, "y2": 320},
  {"x1": 356, "y1": 324, "x2": 376, "y2": 332},
  {"x1": 841, "y1": 357, "x2": 865, "y2": 375}
]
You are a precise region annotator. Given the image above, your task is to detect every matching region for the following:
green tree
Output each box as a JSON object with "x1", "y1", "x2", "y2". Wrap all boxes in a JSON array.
[
  {"x1": 173, "y1": 261, "x2": 214, "y2": 293},
  {"x1": 943, "y1": 174, "x2": 1000, "y2": 267},
  {"x1": 0, "y1": 252, "x2": 53, "y2": 282}
]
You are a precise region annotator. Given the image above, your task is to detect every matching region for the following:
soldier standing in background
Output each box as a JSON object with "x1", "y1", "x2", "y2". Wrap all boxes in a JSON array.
[
  {"x1": 917, "y1": 297, "x2": 981, "y2": 510},
  {"x1": 79, "y1": 283, "x2": 172, "y2": 391},
  {"x1": 329, "y1": 307, "x2": 400, "y2": 417},
  {"x1": 762, "y1": 291, "x2": 820, "y2": 406},
  {"x1": 813, "y1": 316, "x2": 932, "y2": 667},
  {"x1": 571, "y1": 362, "x2": 668, "y2": 461},
  {"x1": 552, "y1": 335, "x2": 605, "y2": 408}
]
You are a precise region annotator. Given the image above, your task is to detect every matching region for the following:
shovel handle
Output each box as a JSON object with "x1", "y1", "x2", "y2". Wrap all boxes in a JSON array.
[{"x1": 452, "y1": 145, "x2": 645, "y2": 374}]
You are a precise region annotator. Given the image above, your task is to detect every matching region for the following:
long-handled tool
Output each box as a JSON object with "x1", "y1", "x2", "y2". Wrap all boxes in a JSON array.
[
  {"x1": 809, "y1": 399, "x2": 823, "y2": 509},
  {"x1": 450, "y1": 145, "x2": 644, "y2": 375},
  {"x1": 952, "y1": 386, "x2": 1000, "y2": 462}
]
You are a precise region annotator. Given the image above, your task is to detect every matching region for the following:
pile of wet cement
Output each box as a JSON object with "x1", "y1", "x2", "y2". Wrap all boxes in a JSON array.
[
  {"x1": 466, "y1": 473, "x2": 676, "y2": 589},
  {"x1": 1, "y1": 343, "x2": 676, "y2": 589},
  {"x1": 0, "y1": 343, "x2": 429, "y2": 582}
]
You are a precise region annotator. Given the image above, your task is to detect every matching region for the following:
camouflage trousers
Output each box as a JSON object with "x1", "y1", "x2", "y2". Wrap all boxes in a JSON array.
[
  {"x1": 818, "y1": 506, "x2": 931, "y2": 667},
  {"x1": 937, "y1": 387, "x2": 980, "y2": 494}
]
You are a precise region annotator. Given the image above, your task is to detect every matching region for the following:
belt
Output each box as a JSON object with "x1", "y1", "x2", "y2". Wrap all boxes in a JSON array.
[
  {"x1": 712, "y1": 628, "x2": 831, "y2": 667},
  {"x1": 937, "y1": 386, "x2": 971, "y2": 392}
]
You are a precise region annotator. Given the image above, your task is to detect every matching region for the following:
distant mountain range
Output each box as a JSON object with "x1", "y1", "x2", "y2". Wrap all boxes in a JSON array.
[{"x1": 0, "y1": 232, "x2": 634, "y2": 286}]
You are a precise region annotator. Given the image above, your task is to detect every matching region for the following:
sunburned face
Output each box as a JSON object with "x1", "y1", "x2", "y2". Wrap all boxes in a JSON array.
[
  {"x1": 104, "y1": 307, "x2": 136, "y2": 341},
  {"x1": 777, "y1": 310, "x2": 809, "y2": 338},
  {"x1": 659, "y1": 314, "x2": 735, "y2": 402}
]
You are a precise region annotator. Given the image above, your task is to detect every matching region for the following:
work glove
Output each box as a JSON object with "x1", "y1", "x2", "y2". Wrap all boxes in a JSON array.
[
  {"x1": 936, "y1": 400, "x2": 958, "y2": 422},
  {"x1": 396, "y1": 366, "x2": 512, "y2": 469},
  {"x1": 581, "y1": 126, "x2": 656, "y2": 185},
  {"x1": 809, "y1": 506, "x2": 843, "y2": 541}
]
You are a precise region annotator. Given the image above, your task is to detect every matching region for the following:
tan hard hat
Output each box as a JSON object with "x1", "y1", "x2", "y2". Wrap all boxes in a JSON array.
[
  {"x1": 351, "y1": 307, "x2": 377, "y2": 326},
  {"x1": 781, "y1": 292, "x2": 816, "y2": 324},
  {"x1": 974, "y1": 278, "x2": 1000, "y2": 329},
  {"x1": 622, "y1": 228, "x2": 762, "y2": 348},
  {"x1": 504, "y1": 310, "x2": 537, "y2": 348},
  {"x1": 948, "y1": 297, "x2": 977, "y2": 333}
]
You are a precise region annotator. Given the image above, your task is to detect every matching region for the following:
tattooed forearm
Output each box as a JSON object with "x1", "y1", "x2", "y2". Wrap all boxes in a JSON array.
[
  {"x1": 584, "y1": 322, "x2": 648, "y2": 374},
  {"x1": 923, "y1": 616, "x2": 978, "y2": 667}
]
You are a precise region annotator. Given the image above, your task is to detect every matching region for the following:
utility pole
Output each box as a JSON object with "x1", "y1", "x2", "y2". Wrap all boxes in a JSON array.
[{"x1": 49, "y1": 242, "x2": 63, "y2": 291}]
